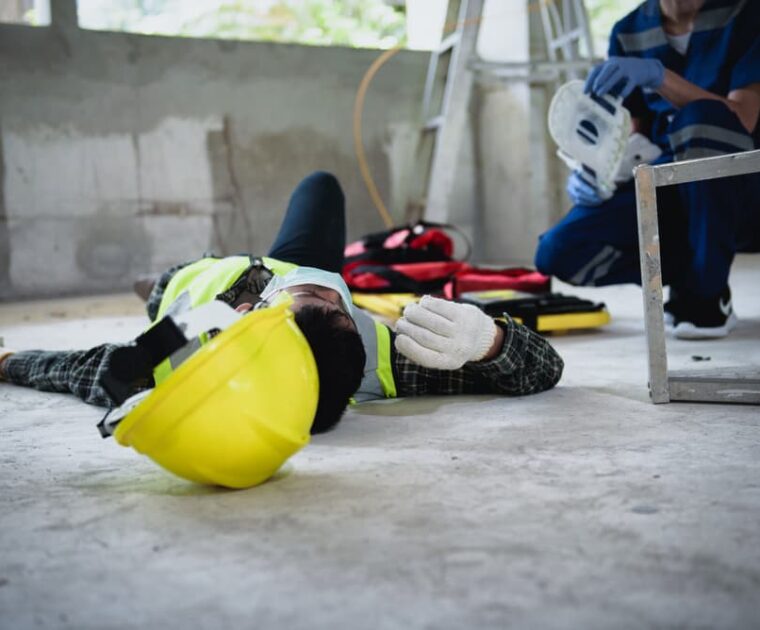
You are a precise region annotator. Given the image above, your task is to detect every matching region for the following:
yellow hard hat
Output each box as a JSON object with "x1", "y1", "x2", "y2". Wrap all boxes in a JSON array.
[{"x1": 112, "y1": 300, "x2": 318, "y2": 489}]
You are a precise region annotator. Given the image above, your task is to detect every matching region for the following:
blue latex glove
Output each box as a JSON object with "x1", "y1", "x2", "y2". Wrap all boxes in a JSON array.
[
  {"x1": 567, "y1": 171, "x2": 603, "y2": 207},
  {"x1": 585, "y1": 57, "x2": 665, "y2": 99}
]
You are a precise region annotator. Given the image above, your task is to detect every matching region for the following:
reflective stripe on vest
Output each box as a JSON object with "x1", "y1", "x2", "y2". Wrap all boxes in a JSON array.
[{"x1": 352, "y1": 307, "x2": 397, "y2": 402}]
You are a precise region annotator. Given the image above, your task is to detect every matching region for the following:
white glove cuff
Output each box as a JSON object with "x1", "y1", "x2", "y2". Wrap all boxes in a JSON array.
[{"x1": 470, "y1": 321, "x2": 499, "y2": 363}]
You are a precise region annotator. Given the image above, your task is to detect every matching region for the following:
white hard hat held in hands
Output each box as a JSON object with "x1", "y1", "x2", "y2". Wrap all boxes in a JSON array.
[{"x1": 394, "y1": 295, "x2": 498, "y2": 370}]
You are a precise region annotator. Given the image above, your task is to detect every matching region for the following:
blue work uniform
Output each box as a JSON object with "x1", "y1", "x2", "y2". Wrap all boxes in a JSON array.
[{"x1": 535, "y1": 0, "x2": 760, "y2": 298}]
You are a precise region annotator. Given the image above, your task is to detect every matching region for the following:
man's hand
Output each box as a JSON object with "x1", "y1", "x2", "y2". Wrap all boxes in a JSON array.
[
  {"x1": 567, "y1": 171, "x2": 604, "y2": 207},
  {"x1": 395, "y1": 296, "x2": 500, "y2": 370},
  {"x1": 585, "y1": 57, "x2": 665, "y2": 99}
]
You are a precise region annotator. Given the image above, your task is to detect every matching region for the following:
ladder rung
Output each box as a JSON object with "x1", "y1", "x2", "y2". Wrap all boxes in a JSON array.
[
  {"x1": 436, "y1": 32, "x2": 460, "y2": 55},
  {"x1": 423, "y1": 116, "x2": 445, "y2": 131},
  {"x1": 549, "y1": 29, "x2": 585, "y2": 49}
]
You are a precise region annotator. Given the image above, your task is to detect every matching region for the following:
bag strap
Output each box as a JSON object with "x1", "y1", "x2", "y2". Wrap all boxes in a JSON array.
[
  {"x1": 346, "y1": 265, "x2": 452, "y2": 294},
  {"x1": 355, "y1": 221, "x2": 472, "y2": 262},
  {"x1": 412, "y1": 221, "x2": 472, "y2": 262}
]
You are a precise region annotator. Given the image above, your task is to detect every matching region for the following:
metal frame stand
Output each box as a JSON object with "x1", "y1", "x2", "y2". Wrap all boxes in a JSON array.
[{"x1": 634, "y1": 149, "x2": 760, "y2": 404}]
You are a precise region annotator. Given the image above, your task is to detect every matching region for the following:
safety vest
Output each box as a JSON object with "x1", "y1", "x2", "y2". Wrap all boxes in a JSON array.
[{"x1": 153, "y1": 256, "x2": 396, "y2": 401}]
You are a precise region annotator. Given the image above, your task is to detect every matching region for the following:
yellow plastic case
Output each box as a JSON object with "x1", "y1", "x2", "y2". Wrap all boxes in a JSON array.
[{"x1": 353, "y1": 290, "x2": 610, "y2": 333}]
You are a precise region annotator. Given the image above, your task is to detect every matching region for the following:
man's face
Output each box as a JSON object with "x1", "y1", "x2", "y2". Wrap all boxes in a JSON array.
[
  {"x1": 285, "y1": 284, "x2": 349, "y2": 314},
  {"x1": 278, "y1": 284, "x2": 358, "y2": 332},
  {"x1": 238, "y1": 284, "x2": 357, "y2": 332}
]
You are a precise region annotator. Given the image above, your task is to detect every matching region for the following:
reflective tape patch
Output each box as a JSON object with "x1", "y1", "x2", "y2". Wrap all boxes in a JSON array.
[
  {"x1": 352, "y1": 308, "x2": 385, "y2": 402},
  {"x1": 669, "y1": 124, "x2": 755, "y2": 154},
  {"x1": 374, "y1": 321, "x2": 396, "y2": 399},
  {"x1": 617, "y1": 28, "x2": 667, "y2": 53},
  {"x1": 169, "y1": 338, "x2": 202, "y2": 371},
  {"x1": 676, "y1": 146, "x2": 731, "y2": 161},
  {"x1": 569, "y1": 245, "x2": 623, "y2": 286}
]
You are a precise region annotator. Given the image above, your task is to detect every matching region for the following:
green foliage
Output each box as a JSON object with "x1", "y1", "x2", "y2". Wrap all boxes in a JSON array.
[
  {"x1": 77, "y1": 0, "x2": 407, "y2": 49},
  {"x1": 76, "y1": 0, "x2": 646, "y2": 55},
  {"x1": 585, "y1": 0, "x2": 643, "y2": 55}
]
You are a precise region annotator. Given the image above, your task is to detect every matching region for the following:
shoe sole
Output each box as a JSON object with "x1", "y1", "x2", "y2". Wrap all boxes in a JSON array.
[{"x1": 674, "y1": 312, "x2": 738, "y2": 340}]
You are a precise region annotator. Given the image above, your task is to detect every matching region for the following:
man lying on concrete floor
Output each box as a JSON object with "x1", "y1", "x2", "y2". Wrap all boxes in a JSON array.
[
  {"x1": 535, "y1": 0, "x2": 760, "y2": 340},
  {"x1": 0, "y1": 172, "x2": 564, "y2": 435}
]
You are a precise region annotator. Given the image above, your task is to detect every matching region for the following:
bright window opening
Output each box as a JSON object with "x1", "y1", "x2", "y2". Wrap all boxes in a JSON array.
[
  {"x1": 76, "y1": 0, "x2": 408, "y2": 50},
  {"x1": 0, "y1": 0, "x2": 50, "y2": 26}
]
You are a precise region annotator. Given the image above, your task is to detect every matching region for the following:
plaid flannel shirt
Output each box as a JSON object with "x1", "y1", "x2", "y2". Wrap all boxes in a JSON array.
[
  {"x1": 3, "y1": 263, "x2": 563, "y2": 406},
  {"x1": 3, "y1": 316, "x2": 562, "y2": 407},
  {"x1": 392, "y1": 318, "x2": 563, "y2": 397}
]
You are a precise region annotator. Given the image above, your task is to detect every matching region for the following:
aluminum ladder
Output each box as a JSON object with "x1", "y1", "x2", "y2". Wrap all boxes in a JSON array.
[{"x1": 420, "y1": 0, "x2": 596, "y2": 223}]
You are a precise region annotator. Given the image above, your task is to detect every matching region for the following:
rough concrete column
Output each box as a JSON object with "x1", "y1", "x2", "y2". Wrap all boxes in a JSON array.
[
  {"x1": 50, "y1": 0, "x2": 78, "y2": 32},
  {"x1": 475, "y1": 2, "x2": 566, "y2": 265},
  {"x1": 475, "y1": 1, "x2": 530, "y2": 264}
]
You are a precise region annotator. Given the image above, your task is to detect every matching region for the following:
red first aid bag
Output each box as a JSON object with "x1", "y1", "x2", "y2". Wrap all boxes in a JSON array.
[
  {"x1": 343, "y1": 222, "x2": 466, "y2": 293},
  {"x1": 343, "y1": 221, "x2": 550, "y2": 296}
]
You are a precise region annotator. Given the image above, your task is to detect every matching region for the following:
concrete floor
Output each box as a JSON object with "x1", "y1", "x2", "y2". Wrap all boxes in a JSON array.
[{"x1": 1, "y1": 255, "x2": 759, "y2": 630}]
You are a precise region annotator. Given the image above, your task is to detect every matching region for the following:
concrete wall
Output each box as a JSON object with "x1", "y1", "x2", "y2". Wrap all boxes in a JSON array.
[
  {"x1": 0, "y1": 0, "x2": 563, "y2": 300},
  {"x1": 475, "y1": 3, "x2": 566, "y2": 265},
  {"x1": 0, "y1": 1, "x2": 431, "y2": 299}
]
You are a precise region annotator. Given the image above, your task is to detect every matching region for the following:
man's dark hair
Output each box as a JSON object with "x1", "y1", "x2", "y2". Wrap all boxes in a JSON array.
[{"x1": 294, "y1": 306, "x2": 366, "y2": 434}]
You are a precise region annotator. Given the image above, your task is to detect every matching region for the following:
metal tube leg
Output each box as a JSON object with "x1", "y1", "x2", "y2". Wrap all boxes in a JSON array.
[{"x1": 635, "y1": 165, "x2": 670, "y2": 403}]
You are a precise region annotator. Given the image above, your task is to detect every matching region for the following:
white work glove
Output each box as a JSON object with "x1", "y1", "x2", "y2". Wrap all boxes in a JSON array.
[{"x1": 395, "y1": 295, "x2": 498, "y2": 370}]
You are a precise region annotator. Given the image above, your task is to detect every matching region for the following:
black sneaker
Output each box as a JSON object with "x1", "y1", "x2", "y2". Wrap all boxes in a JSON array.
[{"x1": 673, "y1": 286, "x2": 738, "y2": 339}]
